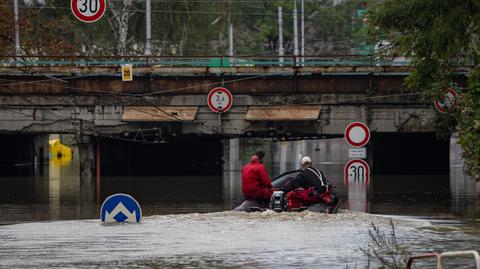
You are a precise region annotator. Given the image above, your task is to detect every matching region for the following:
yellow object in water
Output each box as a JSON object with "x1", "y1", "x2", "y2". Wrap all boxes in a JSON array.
[{"x1": 49, "y1": 139, "x2": 72, "y2": 163}]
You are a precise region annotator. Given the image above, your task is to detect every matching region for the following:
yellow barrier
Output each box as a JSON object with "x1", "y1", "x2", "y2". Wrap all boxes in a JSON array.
[{"x1": 49, "y1": 139, "x2": 72, "y2": 165}]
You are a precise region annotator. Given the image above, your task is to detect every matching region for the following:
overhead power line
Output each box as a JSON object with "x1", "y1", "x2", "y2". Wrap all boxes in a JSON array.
[{"x1": 0, "y1": 4, "x2": 363, "y2": 17}]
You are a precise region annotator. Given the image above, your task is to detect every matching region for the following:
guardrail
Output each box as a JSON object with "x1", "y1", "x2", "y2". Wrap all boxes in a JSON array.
[
  {"x1": 0, "y1": 55, "x2": 411, "y2": 68},
  {"x1": 406, "y1": 250, "x2": 480, "y2": 269},
  {"x1": 406, "y1": 252, "x2": 440, "y2": 269},
  {"x1": 438, "y1": 250, "x2": 480, "y2": 269}
]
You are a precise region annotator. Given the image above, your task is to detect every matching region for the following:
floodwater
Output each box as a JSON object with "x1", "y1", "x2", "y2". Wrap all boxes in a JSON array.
[{"x1": 0, "y1": 138, "x2": 479, "y2": 268}]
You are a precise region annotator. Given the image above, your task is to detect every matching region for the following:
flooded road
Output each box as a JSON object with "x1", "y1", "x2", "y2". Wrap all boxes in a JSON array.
[
  {"x1": 0, "y1": 211, "x2": 479, "y2": 268},
  {"x1": 0, "y1": 137, "x2": 479, "y2": 268}
]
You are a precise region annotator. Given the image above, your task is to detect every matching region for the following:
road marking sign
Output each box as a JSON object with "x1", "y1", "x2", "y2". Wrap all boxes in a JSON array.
[
  {"x1": 207, "y1": 87, "x2": 233, "y2": 113},
  {"x1": 434, "y1": 88, "x2": 458, "y2": 113},
  {"x1": 344, "y1": 159, "x2": 370, "y2": 184},
  {"x1": 71, "y1": 0, "x2": 106, "y2": 23},
  {"x1": 121, "y1": 64, "x2": 133, "y2": 81},
  {"x1": 348, "y1": 147, "x2": 367, "y2": 159},
  {"x1": 100, "y1": 193, "x2": 142, "y2": 223},
  {"x1": 344, "y1": 121, "x2": 370, "y2": 147}
]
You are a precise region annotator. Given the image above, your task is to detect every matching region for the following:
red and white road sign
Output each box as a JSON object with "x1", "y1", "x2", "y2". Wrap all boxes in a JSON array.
[
  {"x1": 344, "y1": 159, "x2": 370, "y2": 184},
  {"x1": 344, "y1": 121, "x2": 370, "y2": 147},
  {"x1": 434, "y1": 88, "x2": 458, "y2": 113},
  {"x1": 207, "y1": 87, "x2": 233, "y2": 113},
  {"x1": 71, "y1": 0, "x2": 106, "y2": 23}
]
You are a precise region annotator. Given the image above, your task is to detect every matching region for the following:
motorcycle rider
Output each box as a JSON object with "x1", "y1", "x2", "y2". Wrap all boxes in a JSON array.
[
  {"x1": 279, "y1": 156, "x2": 337, "y2": 211},
  {"x1": 241, "y1": 151, "x2": 274, "y2": 202}
]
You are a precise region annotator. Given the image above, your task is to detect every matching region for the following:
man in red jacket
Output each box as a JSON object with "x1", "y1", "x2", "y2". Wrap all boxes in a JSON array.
[{"x1": 241, "y1": 151, "x2": 274, "y2": 201}]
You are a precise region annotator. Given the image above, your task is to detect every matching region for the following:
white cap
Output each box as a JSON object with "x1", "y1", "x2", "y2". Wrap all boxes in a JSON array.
[{"x1": 300, "y1": 156, "x2": 312, "y2": 165}]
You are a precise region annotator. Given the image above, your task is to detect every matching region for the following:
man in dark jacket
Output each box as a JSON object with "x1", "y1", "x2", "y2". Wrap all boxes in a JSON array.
[
  {"x1": 241, "y1": 151, "x2": 274, "y2": 201},
  {"x1": 279, "y1": 156, "x2": 337, "y2": 211}
]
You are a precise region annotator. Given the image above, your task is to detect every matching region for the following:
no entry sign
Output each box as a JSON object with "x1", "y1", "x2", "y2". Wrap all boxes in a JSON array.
[
  {"x1": 71, "y1": 0, "x2": 106, "y2": 23},
  {"x1": 344, "y1": 122, "x2": 370, "y2": 147},
  {"x1": 207, "y1": 87, "x2": 233, "y2": 113},
  {"x1": 434, "y1": 88, "x2": 458, "y2": 113},
  {"x1": 344, "y1": 159, "x2": 370, "y2": 184}
]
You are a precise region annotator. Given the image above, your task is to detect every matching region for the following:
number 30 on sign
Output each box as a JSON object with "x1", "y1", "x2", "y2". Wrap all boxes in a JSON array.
[
  {"x1": 71, "y1": 0, "x2": 106, "y2": 23},
  {"x1": 344, "y1": 159, "x2": 370, "y2": 184}
]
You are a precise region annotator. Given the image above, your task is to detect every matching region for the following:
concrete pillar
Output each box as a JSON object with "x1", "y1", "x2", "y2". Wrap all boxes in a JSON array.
[
  {"x1": 77, "y1": 136, "x2": 95, "y2": 181},
  {"x1": 33, "y1": 134, "x2": 49, "y2": 177},
  {"x1": 228, "y1": 138, "x2": 240, "y2": 171}
]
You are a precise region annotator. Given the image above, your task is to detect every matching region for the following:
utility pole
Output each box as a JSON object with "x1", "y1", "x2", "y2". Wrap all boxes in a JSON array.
[
  {"x1": 227, "y1": 0, "x2": 233, "y2": 63},
  {"x1": 278, "y1": 6, "x2": 284, "y2": 65},
  {"x1": 301, "y1": 0, "x2": 305, "y2": 66},
  {"x1": 145, "y1": 0, "x2": 152, "y2": 55},
  {"x1": 228, "y1": 23, "x2": 233, "y2": 57},
  {"x1": 293, "y1": 0, "x2": 299, "y2": 63},
  {"x1": 13, "y1": 0, "x2": 20, "y2": 59}
]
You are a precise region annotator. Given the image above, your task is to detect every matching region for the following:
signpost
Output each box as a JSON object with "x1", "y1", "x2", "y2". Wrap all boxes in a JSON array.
[
  {"x1": 434, "y1": 88, "x2": 458, "y2": 113},
  {"x1": 344, "y1": 121, "x2": 370, "y2": 186},
  {"x1": 344, "y1": 121, "x2": 370, "y2": 148},
  {"x1": 71, "y1": 0, "x2": 106, "y2": 23},
  {"x1": 344, "y1": 159, "x2": 370, "y2": 184},
  {"x1": 348, "y1": 147, "x2": 367, "y2": 159},
  {"x1": 121, "y1": 64, "x2": 133, "y2": 81},
  {"x1": 207, "y1": 87, "x2": 233, "y2": 113},
  {"x1": 100, "y1": 193, "x2": 142, "y2": 223}
]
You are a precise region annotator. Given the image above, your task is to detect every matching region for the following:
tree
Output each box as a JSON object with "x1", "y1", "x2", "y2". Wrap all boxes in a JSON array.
[
  {"x1": 0, "y1": 1, "x2": 76, "y2": 56},
  {"x1": 107, "y1": 0, "x2": 143, "y2": 55},
  {"x1": 370, "y1": 0, "x2": 480, "y2": 180}
]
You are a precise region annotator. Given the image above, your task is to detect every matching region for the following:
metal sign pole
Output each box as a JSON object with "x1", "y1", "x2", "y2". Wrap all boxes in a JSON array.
[
  {"x1": 13, "y1": 0, "x2": 20, "y2": 62},
  {"x1": 293, "y1": 0, "x2": 299, "y2": 62},
  {"x1": 145, "y1": 0, "x2": 152, "y2": 55},
  {"x1": 278, "y1": 6, "x2": 284, "y2": 65}
]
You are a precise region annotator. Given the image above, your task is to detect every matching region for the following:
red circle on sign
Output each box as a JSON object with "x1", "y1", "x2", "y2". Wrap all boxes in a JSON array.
[
  {"x1": 434, "y1": 88, "x2": 458, "y2": 113},
  {"x1": 344, "y1": 159, "x2": 370, "y2": 184},
  {"x1": 71, "y1": 0, "x2": 106, "y2": 23},
  {"x1": 207, "y1": 87, "x2": 233, "y2": 113},
  {"x1": 344, "y1": 122, "x2": 370, "y2": 147}
]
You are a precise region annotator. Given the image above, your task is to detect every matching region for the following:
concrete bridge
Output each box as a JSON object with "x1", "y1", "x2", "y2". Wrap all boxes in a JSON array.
[
  {"x1": 0, "y1": 56, "x2": 464, "y2": 179},
  {"x1": 0, "y1": 58, "x2": 437, "y2": 137}
]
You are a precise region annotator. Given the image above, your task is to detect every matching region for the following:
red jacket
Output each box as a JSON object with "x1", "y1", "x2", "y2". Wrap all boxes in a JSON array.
[{"x1": 242, "y1": 155, "x2": 273, "y2": 200}]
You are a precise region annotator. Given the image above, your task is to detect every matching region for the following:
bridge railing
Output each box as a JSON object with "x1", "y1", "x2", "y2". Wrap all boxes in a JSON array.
[{"x1": 0, "y1": 55, "x2": 412, "y2": 68}]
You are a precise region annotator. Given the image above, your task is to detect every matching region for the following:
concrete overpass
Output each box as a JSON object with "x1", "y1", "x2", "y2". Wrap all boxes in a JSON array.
[
  {"x1": 0, "y1": 56, "x2": 466, "y2": 179},
  {"x1": 0, "y1": 61, "x2": 437, "y2": 137}
]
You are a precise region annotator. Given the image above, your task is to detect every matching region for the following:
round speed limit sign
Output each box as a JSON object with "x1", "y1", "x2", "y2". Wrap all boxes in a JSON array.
[
  {"x1": 344, "y1": 159, "x2": 370, "y2": 184},
  {"x1": 207, "y1": 87, "x2": 233, "y2": 113},
  {"x1": 71, "y1": 0, "x2": 106, "y2": 23}
]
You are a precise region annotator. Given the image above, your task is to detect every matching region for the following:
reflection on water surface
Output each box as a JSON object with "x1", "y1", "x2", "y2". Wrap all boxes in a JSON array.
[{"x1": 0, "y1": 137, "x2": 478, "y2": 268}]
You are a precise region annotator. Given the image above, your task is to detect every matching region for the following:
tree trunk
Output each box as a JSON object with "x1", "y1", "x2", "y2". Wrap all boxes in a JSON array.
[{"x1": 108, "y1": 0, "x2": 136, "y2": 55}]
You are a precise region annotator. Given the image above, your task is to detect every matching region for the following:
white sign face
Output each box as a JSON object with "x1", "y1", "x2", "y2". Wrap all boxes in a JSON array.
[
  {"x1": 348, "y1": 148, "x2": 367, "y2": 159},
  {"x1": 344, "y1": 159, "x2": 370, "y2": 184},
  {"x1": 71, "y1": 0, "x2": 106, "y2": 23},
  {"x1": 207, "y1": 87, "x2": 233, "y2": 113},
  {"x1": 345, "y1": 122, "x2": 370, "y2": 147}
]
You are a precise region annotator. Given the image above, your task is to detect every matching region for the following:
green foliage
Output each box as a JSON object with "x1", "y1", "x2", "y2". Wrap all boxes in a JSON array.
[
  {"x1": 1, "y1": 0, "x2": 376, "y2": 56},
  {"x1": 370, "y1": 0, "x2": 480, "y2": 181},
  {"x1": 0, "y1": 1, "x2": 76, "y2": 55},
  {"x1": 458, "y1": 67, "x2": 480, "y2": 180},
  {"x1": 360, "y1": 220, "x2": 410, "y2": 269}
]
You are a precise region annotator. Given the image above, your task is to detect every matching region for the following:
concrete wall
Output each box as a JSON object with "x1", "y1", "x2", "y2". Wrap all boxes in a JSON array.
[{"x1": 0, "y1": 94, "x2": 435, "y2": 137}]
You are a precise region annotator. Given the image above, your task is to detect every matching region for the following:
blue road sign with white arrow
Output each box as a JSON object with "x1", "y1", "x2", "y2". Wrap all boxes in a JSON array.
[{"x1": 100, "y1": 193, "x2": 142, "y2": 223}]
